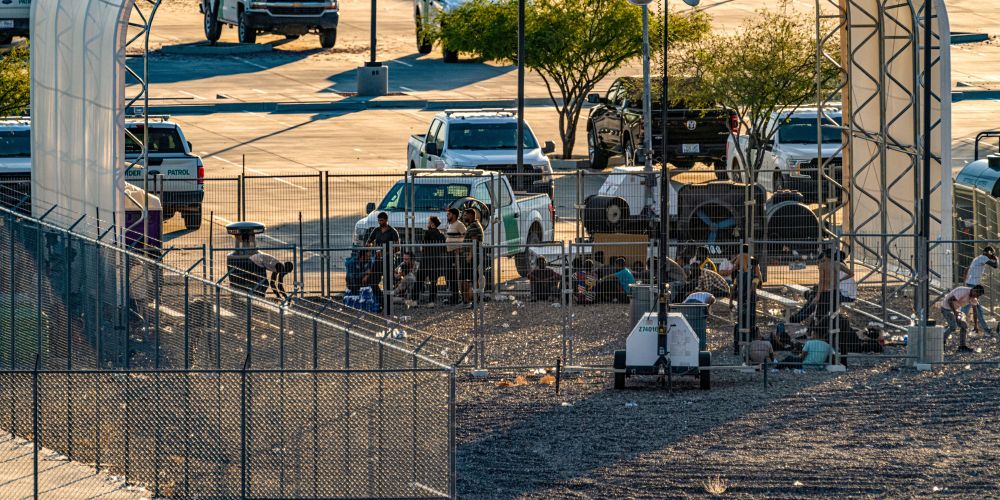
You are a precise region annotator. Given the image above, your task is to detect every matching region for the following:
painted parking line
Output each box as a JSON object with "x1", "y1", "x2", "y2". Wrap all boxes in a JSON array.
[
  {"x1": 399, "y1": 86, "x2": 417, "y2": 93},
  {"x1": 178, "y1": 90, "x2": 206, "y2": 100},
  {"x1": 208, "y1": 155, "x2": 308, "y2": 191},
  {"x1": 232, "y1": 56, "x2": 269, "y2": 70},
  {"x1": 390, "y1": 59, "x2": 413, "y2": 67}
]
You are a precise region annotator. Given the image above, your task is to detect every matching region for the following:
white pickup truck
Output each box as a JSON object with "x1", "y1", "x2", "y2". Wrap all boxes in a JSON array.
[
  {"x1": 725, "y1": 108, "x2": 843, "y2": 201},
  {"x1": 201, "y1": 0, "x2": 339, "y2": 48},
  {"x1": 407, "y1": 109, "x2": 556, "y2": 197},
  {"x1": 0, "y1": 0, "x2": 29, "y2": 45},
  {"x1": 123, "y1": 120, "x2": 206, "y2": 230},
  {"x1": 354, "y1": 169, "x2": 555, "y2": 276}
]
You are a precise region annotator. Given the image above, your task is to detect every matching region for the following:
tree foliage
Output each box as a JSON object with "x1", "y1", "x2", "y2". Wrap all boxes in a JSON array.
[
  {"x1": 0, "y1": 44, "x2": 29, "y2": 117},
  {"x1": 671, "y1": 2, "x2": 841, "y2": 178},
  {"x1": 431, "y1": 0, "x2": 710, "y2": 158}
]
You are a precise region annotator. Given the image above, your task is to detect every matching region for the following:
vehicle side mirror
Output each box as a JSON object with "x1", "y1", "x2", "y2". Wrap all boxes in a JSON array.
[
  {"x1": 365, "y1": 202, "x2": 376, "y2": 214},
  {"x1": 542, "y1": 141, "x2": 556, "y2": 154},
  {"x1": 587, "y1": 93, "x2": 601, "y2": 104},
  {"x1": 425, "y1": 142, "x2": 439, "y2": 156}
]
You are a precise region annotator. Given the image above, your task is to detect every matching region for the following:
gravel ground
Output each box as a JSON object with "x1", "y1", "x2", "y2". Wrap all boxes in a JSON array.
[{"x1": 455, "y1": 363, "x2": 1000, "y2": 498}]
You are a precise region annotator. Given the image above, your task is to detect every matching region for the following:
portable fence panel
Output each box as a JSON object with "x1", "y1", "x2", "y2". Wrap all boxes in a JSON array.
[
  {"x1": 326, "y1": 174, "x2": 402, "y2": 245},
  {"x1": 243, "y1": 174, "x2": 323, "y2": 250}
]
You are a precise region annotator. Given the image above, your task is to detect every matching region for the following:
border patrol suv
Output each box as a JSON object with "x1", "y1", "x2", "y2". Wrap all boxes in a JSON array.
[
  {"x1": 124, "y1": 120, "x2": 206, "y2": 230},
  {"x1": 201, "y1": 0, "x2": 340, "y2": 48}
]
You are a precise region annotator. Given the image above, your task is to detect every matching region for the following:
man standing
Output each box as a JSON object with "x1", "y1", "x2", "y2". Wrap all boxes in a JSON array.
[
  {"x1": 444, "y1": 208, "x2": 466, "y2": 304},
  {"x1": 731, "y1": 244, "x2": 762, "y2": 355},
  {"x1": 963, "y1": 247, "x2": 997, "y2": 336},
  {"x1": 939, "y1": 284, "x2": 985, "y2": 353},
  {"x1": 461, "y1": 208, "x2": 484, "y2": 307},
  {"x1": 366, "y1": 212, "x2": 399, "y2": 314},
  {"x1": 418, "y1": 216, "x2": 447, "y2": 307}
]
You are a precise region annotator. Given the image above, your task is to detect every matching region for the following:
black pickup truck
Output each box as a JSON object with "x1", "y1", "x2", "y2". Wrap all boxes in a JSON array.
[{"x1": 586, "y1": 77, "x2": 736, "y2": 177}]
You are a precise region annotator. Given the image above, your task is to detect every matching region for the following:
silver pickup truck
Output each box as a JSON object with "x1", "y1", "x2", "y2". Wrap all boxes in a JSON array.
[
  {"x1": 355, "y1": 169, "x2": 554, "y2": 276},
  {"x1": 201, "y1": 0, "x2": 339, "y2": 48}
]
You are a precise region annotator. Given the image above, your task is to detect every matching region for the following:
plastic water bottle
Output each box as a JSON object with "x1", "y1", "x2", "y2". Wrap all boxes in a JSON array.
[
  {"x1": 776, "y1": 322, "x2": 786, "y2": 337},
  {"x1": 903, "y1": 334, "x2": 908, "y2": 346}
]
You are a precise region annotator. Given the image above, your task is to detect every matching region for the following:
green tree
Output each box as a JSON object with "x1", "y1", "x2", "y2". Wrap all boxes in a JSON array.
[
  {"x1": 0, "y1": 45, "x2": 29, "y2": 116},
  {"x1": 432, "y1": 0, "x2": 710, "y2": 158},
  {"x1": 671, "y1": 3, "x2": 841, "y2": 180}
]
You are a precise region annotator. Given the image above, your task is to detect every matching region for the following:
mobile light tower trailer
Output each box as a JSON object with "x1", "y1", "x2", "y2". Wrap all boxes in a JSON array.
[{"x1": 614, "y1": 305, "x2": 712, "y2": 390}]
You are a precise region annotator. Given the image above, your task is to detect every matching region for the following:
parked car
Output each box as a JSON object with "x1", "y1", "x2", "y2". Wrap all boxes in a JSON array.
[
  {"x1": 0, "y1": 118, "x2": 31, "y2": 212},
  {"x1": 0, "y1": 0, "x2": 30, "y2": 45},
  {"x1": 201, "y1": 0, "x2": 339, "y2": 48},
  {"x1": 413, "y1": 0, "x2": 469, "y2": 62},
  {"x1": 124, "y1": 119, "x2": 206, "y2": 230},
  {"x1": 407, "y1": 109, "x2": 556, "y2": 197},
  {"x1": 725, "y1": 108, "x2": 843, "y2": 201},
  {"x1": 355, "y1": 169, "x2": 555, "y2": 276},
  {"x1": 586, "y1": 76, "x2": 737, "y2": 175}
]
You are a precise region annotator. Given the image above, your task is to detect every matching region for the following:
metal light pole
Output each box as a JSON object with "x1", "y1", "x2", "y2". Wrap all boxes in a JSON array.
[
  {"x1": 918, "y1": 0, "x2": 933, "y2": 329},
  {"x1": 629, "y1": 0, "x2": 700, "y2": 386},
  {"x1": 517, "y1": 0, "x2": 525, "y2": 177}
]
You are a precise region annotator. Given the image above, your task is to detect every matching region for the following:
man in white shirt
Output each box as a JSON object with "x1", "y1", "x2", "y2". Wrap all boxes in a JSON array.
[
  {"x1": 963, "y1": 247, "x2": 997, "y2": 336},
  {"x1": 444, "y1": 208, "x2": 467, "y2": 304},
  {"x1": 939, "y1": 285, "x2": 985, "y2": 353}
]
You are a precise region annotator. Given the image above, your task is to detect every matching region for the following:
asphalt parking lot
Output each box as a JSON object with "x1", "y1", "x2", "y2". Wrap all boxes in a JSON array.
[{"x1": 142, "y1": 0, "x2": 1000, "y2": 256}]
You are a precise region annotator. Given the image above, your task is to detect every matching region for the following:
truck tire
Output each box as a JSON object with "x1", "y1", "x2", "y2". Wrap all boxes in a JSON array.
[
  {"x1": 203, "y1": 2, "x2": 222, "y2": 43},
  {"x1": 319, "y1": 28, "x2": 337, "y2": 49},
  {"x1": 183, "y1": 207, "x2": 203, "y2": 231},
  {"x1": 238, "y1": 9, "x2": 256, "y2": 44},
  {"x1": 699, "y1": 351, "x2": 711, "y2": 390},
  {"x1": 588, "y1": 127, "x2": 609, "y2": 170},
  {"x1": 515, "y1": 224, "x2": 542, "y2": 278},
  {"x1": 443, "y1": 48, "x2": 459, "y2": 63},
  {"x1": 713, "y1": 161, "x2": 728, "y2": 180},
  {"x1": 613, "y1": 350, "x2": 627, "y2": 390},
  {"x1": 415, "y1": 18, "x2": 433, "y2": 54},
  {"x1": 583, "y1": 195, "x2": 629, "y2": 235}
]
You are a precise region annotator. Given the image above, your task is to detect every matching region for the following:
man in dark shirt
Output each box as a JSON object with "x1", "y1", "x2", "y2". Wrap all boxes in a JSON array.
[
  {"x1": 527, "y1": 256, "x2": 561, "y2": 302},
  {"x1": 461, "y1": 208, "x2": 484, "y2": 306},
  {"x1": 417, "y1": 216, "x2": 447, "y2": 307},
  {"x1": 366, "y1": 212, "x2": 400, "y2": 247}
]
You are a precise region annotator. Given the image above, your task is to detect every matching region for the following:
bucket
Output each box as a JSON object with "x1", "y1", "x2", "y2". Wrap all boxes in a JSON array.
[
  {"x1": 629, "y1": 284, "x2": 657, "y2": 330},
  {"x1": 672, "y1": 303, "x2": 708, "y2": 351}
]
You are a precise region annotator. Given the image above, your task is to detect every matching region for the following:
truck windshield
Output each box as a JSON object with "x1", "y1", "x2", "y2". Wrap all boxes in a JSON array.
[
  {"x1": 448, "y1": 123, "x2": 539, "y2": 150},
  {"x1": 0, "y1": 130, "x2": 30, "y2": 158},
  {"x1": 125, "y1": 126, "x2": 186, "y2": 154},
  {"x1": 777, "y1": 117, "x2": 842, "y2": 144},
  {"x1": 379, "y1": 183, "x2": 471, "y2": 211}
]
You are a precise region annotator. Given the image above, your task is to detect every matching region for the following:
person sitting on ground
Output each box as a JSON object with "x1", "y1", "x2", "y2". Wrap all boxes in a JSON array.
[
  {"x1": 776, "y1": 329, "x2": 833, "y2": 370},
  {"x1": 573, "y1": 258, "x2": 598, "y2": 304},
  {"x1": 962, "y1": 246, "x2": 997, "y2": 336},
  {"x1": 746, "y1": 330, "x2": 775, "y2": 366},
  {"x1": 392, "y1": 251, "x2": 420, "y2": 305},
  {"x1": 938, "y1": 284, "x2": 985, "y2": 353},
  {"x1": 527, "y1": 256, "x2": 561, "y2": 302},
  {"x1": 594, "y1": 258, "x2": 634, "y2": 303},
  {"x1": 345, "y1": 250, "x2": 384, "y2": 309}
]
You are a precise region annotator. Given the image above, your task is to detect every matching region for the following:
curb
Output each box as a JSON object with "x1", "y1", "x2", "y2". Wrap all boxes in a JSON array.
[
  {"x1": 158, "y1": 42, "x2": 274, "y2": 56},
  {"x1": 953, "y1": 90, "x2": 1000, "y2": 102},
  {"x1": 149, "y1": 97, "x2": 569, "y2": 115}
]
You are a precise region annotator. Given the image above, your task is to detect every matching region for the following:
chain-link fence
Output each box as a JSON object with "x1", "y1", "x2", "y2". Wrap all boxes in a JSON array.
[{"x1": 0, "y1": 199, "x2": 456, "y2": 498}]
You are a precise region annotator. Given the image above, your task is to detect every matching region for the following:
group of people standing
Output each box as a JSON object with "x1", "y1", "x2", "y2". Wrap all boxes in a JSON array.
[{"x1": 345, "y1": 208, "x2": 486, "y2": 312}]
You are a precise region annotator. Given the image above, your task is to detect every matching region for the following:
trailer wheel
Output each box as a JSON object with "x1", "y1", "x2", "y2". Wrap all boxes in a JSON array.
[
  {"x1": 183, "y1": 207, "x2": 203, "y2": 231},
  {"x1": 699, "y1": 351, "x2": 711, "y2": 390},
  {"x1": 613, "y1": 350, "x2": 627, "y2": 390}
]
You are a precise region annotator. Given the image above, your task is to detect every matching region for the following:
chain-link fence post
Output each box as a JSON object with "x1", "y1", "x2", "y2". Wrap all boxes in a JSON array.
[
  {"x1": 448, "y1": 368, "x2": 456, "y2": 498},
  {"x1": 240, "y1": 353, "x2": 249, "y2": 499},
  {"x1": 32, "y1": 353, "x2": 39, "y2": 500},
  {"x1": 35, "y1": 221, "x2": 42, "y2": 365}
]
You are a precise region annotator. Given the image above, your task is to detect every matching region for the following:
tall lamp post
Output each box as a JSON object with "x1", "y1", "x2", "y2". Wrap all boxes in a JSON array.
[{"x1": 629, "y1": 0, "x2": 699, "y2": 387}]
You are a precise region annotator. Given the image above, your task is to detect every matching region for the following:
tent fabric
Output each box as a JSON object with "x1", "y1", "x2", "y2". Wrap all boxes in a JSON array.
[{"x1": 31, "y1": 0, "x2": 133, "y2": 230}]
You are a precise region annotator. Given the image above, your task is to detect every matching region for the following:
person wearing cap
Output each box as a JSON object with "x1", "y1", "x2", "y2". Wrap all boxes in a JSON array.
[
  {"x1": 962, "y1": 246, "x2": 997, "y2": 336},
  {"x1": 443, "y1": 208, "x2": 467, "y2": 304}
]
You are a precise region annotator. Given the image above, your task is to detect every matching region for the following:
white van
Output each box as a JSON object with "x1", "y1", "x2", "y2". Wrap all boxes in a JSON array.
[{"x1": 0, "y1": 0, "x2": 30, "y2": 45}]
